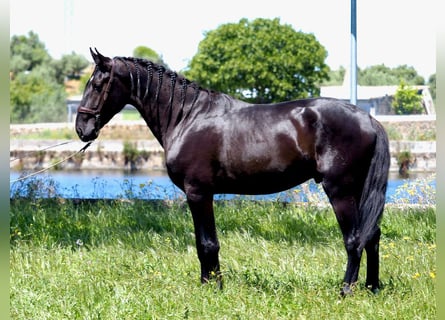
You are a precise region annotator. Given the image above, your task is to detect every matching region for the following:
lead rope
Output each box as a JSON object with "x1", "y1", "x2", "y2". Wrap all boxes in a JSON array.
[
  {"x1": 10, "y1": 141, "x2": 93, "y2": 183},
  {"x1": 10, "y1": 140, "x2": 74, "y2": 162}
]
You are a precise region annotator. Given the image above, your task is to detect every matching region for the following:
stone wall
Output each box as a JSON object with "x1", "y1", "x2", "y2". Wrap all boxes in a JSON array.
[
  {"x1": 10, "y1": 116, "x2": 436, "y2": 173},
  {"x1": 379, "y1": 119, "x2": 436, "y2": 141}
]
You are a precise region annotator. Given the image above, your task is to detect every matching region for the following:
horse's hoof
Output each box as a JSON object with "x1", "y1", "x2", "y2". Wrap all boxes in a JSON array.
[
  {"x1": 340, "y1": 285, "x2": 354, "y2": 297},
  {"x1": 213, "y1": 272, "x2": 223, "y2": 290},
  {"x1": 365, "y1": 282, "x2": 380, "y2": 294},
  {"x1": 201, "y1": 272, "x2": 223, "y2": 290},
  {"x1": 367, "y1": 286, "x2": 380, "y2": 295}
]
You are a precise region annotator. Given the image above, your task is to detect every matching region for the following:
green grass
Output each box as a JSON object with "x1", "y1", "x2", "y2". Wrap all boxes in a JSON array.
[{"x1": 10, "y1": 198, "x2": 435, "y2": 319}]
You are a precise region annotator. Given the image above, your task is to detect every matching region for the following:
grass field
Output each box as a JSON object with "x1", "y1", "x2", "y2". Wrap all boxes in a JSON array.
[{"x1": 10, "y1": 196, "x2": 435, "y2": 319}]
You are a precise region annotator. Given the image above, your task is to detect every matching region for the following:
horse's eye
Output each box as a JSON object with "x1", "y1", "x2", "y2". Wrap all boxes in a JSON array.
[{"x1": 92, "y1": 83, "x2": 102, "y2": 92}]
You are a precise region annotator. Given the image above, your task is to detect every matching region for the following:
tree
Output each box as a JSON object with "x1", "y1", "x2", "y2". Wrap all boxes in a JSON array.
[
  {"x1": 10, "y1": 31, "x2": 51, "y2": 75},
  {"x1": 10, "y1": 65, "x2": 67, "y2": 123},
  {"x1": 10, "y1": 32, "x2": 88, "y2": 123},
  {"x1": 359, "y1": 64, "x2": 397, "y2": 86},
  {"x1": 322, "y1": 66, "x2": 346, "y2": 86},
  {"x1": 185, "y1": 18, "x2": 329, "y2": 103},
  {"x1": 359, "y1": 64, "x2": 424, "y2": 86},
  {"x1": 392, "y1": 65, "x2": 425, "y2": 85},
  {"x1": 53, "y1": 52, "x2": 90, "y2": 83},
  {"x1": 392, "y1": 81, "x2": 424, "y2": 115},
  {"x1": 324, "y1": 64, "x2": 426, "y2": 87},
  {"x1": 133, "y1": 46, "x2": 168, "y2": 68}
]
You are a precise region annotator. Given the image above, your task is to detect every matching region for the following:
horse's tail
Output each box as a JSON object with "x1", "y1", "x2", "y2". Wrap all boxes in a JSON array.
[{"x1": 358, "y1": 119, "x2": 390, "y2": 251}]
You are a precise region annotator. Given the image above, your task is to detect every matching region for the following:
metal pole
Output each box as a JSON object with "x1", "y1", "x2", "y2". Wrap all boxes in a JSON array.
[{"x1": 350, "y1": 0, "x2": 357, "y2": 105}]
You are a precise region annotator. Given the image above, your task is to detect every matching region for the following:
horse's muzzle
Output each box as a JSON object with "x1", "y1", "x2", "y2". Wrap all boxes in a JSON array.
[
  {"x1": 75, "y1": 113, "x2": 101, "y2": 142},
  {"x1": 76, "y1": 128, "x2": 97, "y2": 142}
]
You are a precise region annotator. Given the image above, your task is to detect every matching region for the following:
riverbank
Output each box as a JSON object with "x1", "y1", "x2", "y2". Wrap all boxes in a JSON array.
[{"x1": 9, "y1": 138, "x2": 436, "y2": 173}]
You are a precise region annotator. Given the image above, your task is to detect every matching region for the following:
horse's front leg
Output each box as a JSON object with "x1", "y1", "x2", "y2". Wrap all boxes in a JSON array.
[{"x1": 187, "y1": 192, "x2": 222, "y2": 287}]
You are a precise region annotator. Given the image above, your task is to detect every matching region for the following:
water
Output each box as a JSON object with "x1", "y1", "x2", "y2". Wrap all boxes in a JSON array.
[{"x1": 10, "y1": 170, "x2": 435, "y2": 204}]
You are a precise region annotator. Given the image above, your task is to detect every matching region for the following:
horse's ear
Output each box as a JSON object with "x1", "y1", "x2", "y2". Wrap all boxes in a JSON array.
[{"x1": 90, "y1": 47, "x2": 112, "y2": 72}]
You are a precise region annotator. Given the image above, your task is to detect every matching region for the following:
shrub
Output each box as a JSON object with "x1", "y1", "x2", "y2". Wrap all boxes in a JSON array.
[{"x1": 392, "y1": 81, "x2": 424, "y2": 115}]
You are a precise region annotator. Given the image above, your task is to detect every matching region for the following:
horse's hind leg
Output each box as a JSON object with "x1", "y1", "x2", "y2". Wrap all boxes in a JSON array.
[
  {"x1": 324, "y1": 183, "x2": 363, "y2": 296},
  {"x1": 365, "y1": 227, "x2": 381, "y2": 293},
  {"x1": 333, "y1": 197, "x2": 363, "y2": 295},
  {"x1": 325, "y1": 182, "x2": 382, "y2": 294}
]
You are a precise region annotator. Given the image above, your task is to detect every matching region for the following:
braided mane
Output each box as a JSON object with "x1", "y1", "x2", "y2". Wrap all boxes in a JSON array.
[{"x1": 114, "y1": 57, "x2": 201, "y2": 110}]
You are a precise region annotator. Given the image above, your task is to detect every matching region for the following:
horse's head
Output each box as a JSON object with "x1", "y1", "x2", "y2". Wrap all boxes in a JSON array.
[{"x1": 75, "y1": 48, "x2": 130, "y2": 142}]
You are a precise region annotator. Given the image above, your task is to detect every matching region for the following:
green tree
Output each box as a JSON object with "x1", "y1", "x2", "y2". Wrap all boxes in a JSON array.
[
  {"x1": 10, "y1": 32, "x2": 72, "y2": 123},
  {"x1": 392, "y1": 65, "x2": 425, "y2": 85},
  {"x1": 359, "y1": 64, "x2": 397, "y2": 86},
  {"x1": 322, "y1": 66, "x2": 346, "y2": 85},
  {"x1": 133, "y1": 46, "x2": 168, "y2": 68},
  {"x1": 392, "y1": 81, "x2": 424, "y2": 115},
  {"x1": 10, "y1": 31, "x2": 51, "y2": 75},
  {"x1": 359, "y1": 64, "x2": 424, "y2": 86},
  {"x1": 185, "y1": 18, "x2": 329, "y2": 103},
  {"x1": 10, "y1": 65, "x2": 67, "y2": 123},
  {"x1": 53, "y1": 52, "x2": 90, "y2": 82}
]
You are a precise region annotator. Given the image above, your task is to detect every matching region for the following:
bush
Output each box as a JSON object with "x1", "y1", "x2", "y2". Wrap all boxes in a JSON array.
[{"x1": 392, "y1": 81, "x2": 424, "y2": 115}]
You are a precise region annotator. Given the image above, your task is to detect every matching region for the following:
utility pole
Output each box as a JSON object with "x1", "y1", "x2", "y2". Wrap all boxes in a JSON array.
[{"x1": 350, "y1": 0, "x2": 357, "y2": 105}]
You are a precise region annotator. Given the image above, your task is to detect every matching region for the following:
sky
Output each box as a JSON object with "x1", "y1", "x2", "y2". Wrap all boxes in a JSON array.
[{"x1": 10, "y1": 0, "x2": 436, "y2": 79}]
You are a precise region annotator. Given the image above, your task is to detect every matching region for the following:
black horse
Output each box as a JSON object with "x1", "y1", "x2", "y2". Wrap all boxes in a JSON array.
[{"x1": 76, "y1": 49, "x2": 390, "y2": 295}]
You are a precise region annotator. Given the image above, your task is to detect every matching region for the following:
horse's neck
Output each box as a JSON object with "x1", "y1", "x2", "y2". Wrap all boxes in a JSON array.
[{"x1": 123, "y1": 58, "x2": 204, "y2": 147}]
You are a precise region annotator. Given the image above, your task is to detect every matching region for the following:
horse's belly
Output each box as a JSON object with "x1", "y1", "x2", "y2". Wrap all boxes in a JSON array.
[{"x1": 215, "y1": 163, "x2": 316, "y2": 195}]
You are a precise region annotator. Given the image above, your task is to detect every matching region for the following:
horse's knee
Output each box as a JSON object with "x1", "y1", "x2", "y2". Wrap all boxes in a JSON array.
[{"x1": 200, "y1": 239, "x2": 220, "y2": 257}]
